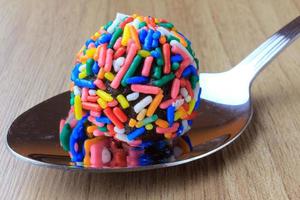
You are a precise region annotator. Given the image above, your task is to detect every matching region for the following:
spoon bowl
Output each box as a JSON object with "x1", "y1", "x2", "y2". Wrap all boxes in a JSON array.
[{"x1": 6, "y1": 16, "x2": 300, "y2": 172}]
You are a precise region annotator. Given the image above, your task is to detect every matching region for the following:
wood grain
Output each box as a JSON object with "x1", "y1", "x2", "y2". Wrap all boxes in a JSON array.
[{"x1": 0, "y1": 0, "x2": 299, "y2": 199}]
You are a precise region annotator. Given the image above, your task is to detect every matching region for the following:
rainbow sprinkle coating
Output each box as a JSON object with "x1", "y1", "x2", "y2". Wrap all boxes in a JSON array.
[{"x1": 59, "y1": 13, "x2": 201, "y2": 165}]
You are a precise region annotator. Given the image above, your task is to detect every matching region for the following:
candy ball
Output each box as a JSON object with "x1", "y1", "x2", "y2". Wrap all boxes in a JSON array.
[{"x1": 60, "y1": 13, "x2": 201, "y2": 163}]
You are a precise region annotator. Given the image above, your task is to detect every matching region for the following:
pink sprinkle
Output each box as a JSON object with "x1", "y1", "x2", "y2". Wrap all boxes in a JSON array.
[
  {"x1": 175, "y1": 59, "x2": 190, "y2": 78},
  {"x1": 86, "y1": 95, "x2": 98, "y2": 103},
  {"x1": 88, "y1": 43, "x2": 95, "y2": 49},
  {"x1": 69, "y1": 119, "x2": 77, "y2": 128},
  {"x1": 93, "y1": 79, "x2": 106, "y2": 90},
  {"x1": 159, "y1": 98, "x2": 174, "y2": 109},
  {"x1": 81, "y1": 88, "x2": 88, "y2": 101},
  {"x1": 93, "y1": 129, "x2": 105, "y2": 136},
  {"x1": 98, "y1": 44, "x2": 107, "y2": 67},
  {"x1": 88, "y1": 116, "x2": 104, "y2": 127},
  {"x1": 141, "y1": 56, "x2": 154, "y2": 76},
  {"x1": 156, "y1": 122, "x2": 180, "y2": 133},
  {"x1": 113, "y1": 37, "x2": 122, "y2": 50},
  {"x1": 111, "y1": 44, "x2": 138, "y2": 89},
  {"x1": 171, "y1": 45, "x2": 192, "y2": 63},
  {"x1": 90, "y1": 143, "x2": 104, "y2": 168},
  {"x1": 107, "y1": 99, "x2": 118, "y2": 107},
  {"x1": 131, "y1": 84, "x2": 161, "y2": 94},
  {"x1": 185, "y1": 80, "x2": 194, "y2": 98},
  {"x1": 104, "y1": 49, "x2": 113, "y2": 72},
  {"x1": 126, "y1": 39, "x2": 134, "y2": 54},
  {"x1": 90, "y1": 110, "x2": 101, "y2": 117},
  {"x1": 128, "y1": 139, "x2": 142, "y2": 147},
  {"x1": 163, "y1": 43, "x2": 171, "y2": 74},
  {"x1": 59, "y1": 119, "x2": 65, "y2": 133},
  {"x1": 180, "y1": 79, "x2": 186, "y2": 87},
  {"x1": 171, "y1": 78, "x2": 180, "y2": 99},
  {"x1": 113, "y1": 47, "x2": 126, "y2": 59}
]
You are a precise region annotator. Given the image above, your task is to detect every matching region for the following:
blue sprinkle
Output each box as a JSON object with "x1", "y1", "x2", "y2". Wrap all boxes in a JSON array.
[
  {"x1": 71, "y1": 63, "x2": 80, "y2": 81},
  {"x1": 152, "y1": 31, "x2": 161, "y2": 39},
  {"x1": 126, "y1": 76, "x2": 149, "y2": 84},
  {"x1": 96, "y1": 116, "x2": 111, "y2": 124},
  {"x1": 143, "y1": 29, "x2": 154, "y2": 50},
  {"x1": 139, "y1": 29, "x2": 148, "y2": 44},
  {"x1": 85, "y1": 39, "x2": 94, "y2": 47},
  {"x1": 167, "y1": 105, "x2": 175, "y2": 126},
  {"x1": 151, "y1": 39, "x2": 159, "y2": 48},
  {"x1": 127, "y1": 127, "x2": 146, "y2": 141},
  {"x1": 194, "y1": 87, "x2": 202, "y2": 110},
  {"x1": 171, "y1": 54, "x2": 183, "y2": 63},
  {"x1": 150, "y1": 50, "x2": 160, "y2": 58},
  {"x1": 182, "y1": 65, "x2": 197, "y2": 78},
  {"x1": 176, "y1": 125, "x2": 184, "y2": 136},
  {"x1": 92, "y1": 61, "x2": 99, "y2": 74},
  {"x1": 177, "y1": 31, "x2": 191, "y2": 45},
  {"x1": 70, "y1": 115, "x2": 88, "y2": 162},
  {"x1": 187, "y1": 120, "x2": 193, "y2": 126},
  {"x1": 74, "y1": 79, "x2": 96, "y2": 89},
  {"x1": 182, "y1": 135, "x2": 193, "y2": 151},
  {"x1": 99, "y1": 33, "x2": 112, "y2": 44}
]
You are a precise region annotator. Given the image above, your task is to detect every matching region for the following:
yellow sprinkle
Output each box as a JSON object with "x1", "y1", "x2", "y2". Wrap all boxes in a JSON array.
[
  {"x1": 154, "y1": 18, "x2": 159, "y2": 23},
  {"x1": 121, "y1": 24, "x2": 131, "y2": 46},
  {"x1": 116, "y1": 94, "x2": 129, "y2": 109},
  {"x1": 78, "y1": 70, "x2": 87, "y2": 79},
  {"x1": 188, "y1": 99, "x2": 196, "y2": 114},
  {"x1": 129, "y1": 118, "x2": 137, "y2": 127},
  {"x1": 104, "y1": 72, "x2": 115, "y2": 82},
  {"x1": 94, "y1": 32, "x2": 100, "y2": 39},
  {"x1": 138, "y1": 50, "x2": 151, "y2": 57},
  {"x1": 137, "y1": 109, "x2": 147, "y2": 121},
  {"x1": 74, "y1": 95, "x2": 83, "y2": 120},
  {"x1": 136, "y1": 16, "x2": 143, "y2": 21},
  {"x1": 175, "y1": 106, "x2": 188, "y2": 120},
  {"x1": 86, "y1": 48, "x2": 96, "y2": 58},
  {"x1": 97, "y1": 98, "x2": 107, "y2": 109},
  {"x1": 96, "y1": 90, "x2": 113, "y2": 102},
  {"x1": 145, "y1": 123, "x2": 153, "y2": 130}
]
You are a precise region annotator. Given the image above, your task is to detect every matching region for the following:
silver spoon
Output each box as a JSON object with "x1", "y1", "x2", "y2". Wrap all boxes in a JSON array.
[{"x1": 6, "y1": 16, "x2": 300, "y2": 172}]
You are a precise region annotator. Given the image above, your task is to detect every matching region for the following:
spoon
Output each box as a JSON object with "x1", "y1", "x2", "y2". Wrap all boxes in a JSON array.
[{"x1": 6, "y1": 16, "x2": 300, "y2": 172}]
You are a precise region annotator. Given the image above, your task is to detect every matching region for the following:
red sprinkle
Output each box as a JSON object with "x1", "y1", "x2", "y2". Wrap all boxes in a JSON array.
[
  {"x1": 163, "y1": 43, "x2": 171, "y2": 74},
  {"x1": 113, "y1": 47, "x2": 126, "y2": 59},
  {"x1": 131, "y1": 84, "x2": 161, "y2": 94},
  {"x1": 103, "y1": 107, "x2": 124, "y2": 129},
  {"x1": 82, "y1": 102, "x2": 102, "y2": 112},
  {"x1": 113, "y1": 107, "x2": 128, "y2": 122}
]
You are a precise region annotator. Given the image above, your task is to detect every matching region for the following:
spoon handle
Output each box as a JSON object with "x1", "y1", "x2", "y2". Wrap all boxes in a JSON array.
[{"x1": 232, "y1": 16, "x2": 300, "y2": 84}]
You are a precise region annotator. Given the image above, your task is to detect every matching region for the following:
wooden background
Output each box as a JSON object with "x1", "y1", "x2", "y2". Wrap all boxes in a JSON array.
[{"x1": 0, "y1": 0, "x2": 299, "y2": 199}]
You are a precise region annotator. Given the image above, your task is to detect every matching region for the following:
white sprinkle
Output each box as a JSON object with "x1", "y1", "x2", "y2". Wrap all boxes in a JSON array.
[
  {"x1": 101, "y1": 147, "x2": 111, "y2": 163},
  {"x1": 156, "y1": 27, "x2": 171, "y2": 37},
  {"x1": 114, "y1": 126, "x2": 125, "y2": 134},
  {"x1": 78, "y1": 64, "x2": 86, "y2": 72},
  {"x1": 107, "y1": 13, "x2": 128, "y2": 34},
  {"x1": 173, "y1": 98, "x2": 185, "y2": 110},
  {"x1": 132, "y1": 18, "x2": 141, "y2": 29},
  {"x1": 181, "y1": 120, "x2": 191, "y2": 135},
  {"x1": 180, "y1": 88, "x2": 188, "y2": 97},
  {"x1": 185, "y1": 95, "x2": 191, "y2": 103},
  {"x1": 115, "y1": 132, "x2": 131, "y2": 143},
  {"x1": 74, "y1": 86, "x2": 81, "y2": 96},
  {"x1": 134, "y1": 96, "x2": 152, "y2": 113},
  {"x1": 88, "y1": 89, "x2": 96, "y2": 96},
  {"x1": 113, "y1": 57, "x2": 125, "y2": 72},
  {"x1": 126, "y1": 92, "x2": 139, "y2": 101},
  {"x1": 193, "y1": 84, "x2": 200, "y2": 101}
]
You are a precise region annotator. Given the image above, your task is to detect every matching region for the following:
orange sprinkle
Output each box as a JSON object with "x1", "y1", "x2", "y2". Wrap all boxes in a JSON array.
[
  {"x1": 87, "y1": 125, "x2": 97, "y2": 135},
  {"x1": 146, "y1": 93, "x2": 164, "y2": 117},
  {"x1": 159, "y1": 35, "x2": 166, "y2": 44},
  {"x1": 69, "y1": 82, "x2": 74, "y2": 91},
  {"x1": 171, "y1": 30, "x2": 187, "y2": 47},
  {"x1": 97, "y1": 67, "x2": 105, "y2": 79},
  {"x1": 80, "y1": 55, "x2": 88, "y2": 63},
  {"x1": 155, "y1": 119, "x2": 169, "y2": 128},
  {"x1": 94, "y1": 46, "x2": 101, "y2": 60},
  {"x1": 129, "y1": 118, "x2": 137, "y2": 127},
  {"x1": 129, "y1": 25, "x2": 141, "y2": 50}
]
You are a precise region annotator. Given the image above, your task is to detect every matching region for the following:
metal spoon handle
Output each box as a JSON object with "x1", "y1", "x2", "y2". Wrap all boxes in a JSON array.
[{"x1": 232, "y1": 16, "x2": 300, "y2": 84}]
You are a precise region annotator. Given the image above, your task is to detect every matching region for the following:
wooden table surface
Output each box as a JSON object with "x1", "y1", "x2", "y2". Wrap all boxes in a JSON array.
[{"x1": 0, "y1": 0, "x2": 300, "y2": 199}]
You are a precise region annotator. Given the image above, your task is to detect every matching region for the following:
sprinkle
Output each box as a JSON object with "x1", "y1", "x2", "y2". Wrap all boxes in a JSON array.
[
  {"x1": 114, "y1": 126, "x2": 125, "y2": 134},
  {"x1": 96, "y1": 90, "x2": 113, "y2": 102},
  {"x1": 96, "y1": 116, "x2": 111, "y2": 124},
  {"x1": 146, "y1": 92, "x2": 164, "y2": 116},
  {"x1": 143, "y1": 29, "x2": 154, "y2": 50},
  {"x1": 98, "y1": 44, "x2": 107, "y2": 68},
  {"x1": 156, "y1": 122, "x2": 179, "y2": 134},
  {"x1": 126, "y1": 76, "x2": 149, "y2": 84},
  {"x1": 155, "y1": 119, "x2": 169, "y2": 128},
  {"x1": 163, "y1": 43, "x2": 171, "y2": 74},
  {"x1": 174, "y1": 106, "x2": 188, "y2": 120},
  {"x1": 127, "y1": 127, "x2": 146, "y2": 141},
  {"x1": 104, "y1": 49, "x2": 113, "y2": 72},
  {"x1": 97, "y1": 67, "x2": 105, "y2": 79},
  {"x1": 103, "y1": 107, "x2": 124, "y2": 129},
  {"x1": 126, "y1": 92, "x2": 139, "y2": 101},
  {"x1": 152, "y1": 65, "x2": 162, "y2": 79},
  {"x1": 87, "y1": 95, "x2": 98, "y2": 103},
  {"x1": 82, "y1": 102, "x2": 102, "y2": 112},
  {"x1": 116, "y1": 94, "x2": 130, "y2": 109},
  {"x1": 97, "y1": 98, "x2": 107, "y2": 109},
  {"x1": 113, "y1": 56, "x2": 125, "y2": 72},
  {"x1": 113, "y1": 37, "x2": 122, "y2": 50},
  {"x1": 90, "y1": 110, "x2": 101, "y2": 117},
  {"x1": 141, "y1": 56, "x2": 154, "y2": 76},
  {"x1": 167, "y1": 105, "x2": 175, "y2": 126},
  {"x1": 108, "y1": 27, "x2": 122, "y2": 49},
  {"x1": 104, "y1": 72, "x2": 115, "y2": 81},
  {"x1": 121, "y1": 55, "x2": 143, "y2": 86},
  {"x1": 88, "y1": 89, "x2": 96, "y2": 96},
  {"x1": 74, "y1": 95, "x2": 83, "y2": 120},
  {"x1": 138, "y1": 50, "x2": 151, "y2": 57},
  {"x1": 145, "y1": 124, "x2": 153, "y2": 130},
  {"x1": 131, "y1": 84, "x2": 161, "y2": 94},
  {"x1": 188, "y1": 99, "x2": 196, "y2": 114},
  {"x1": 113, "y1": 46, "x2": 126, "y2": 59},
  {"x1": 134, "y1": 95, "x2": 152, "y2": 113},
  {"x1": 180, "y1": 88, "x2": 188, "y2": 97},
  {"x1": 86, "y1": 58, "x2": 94, "y2": 76},
  {"x1": 128, "y1": 118, "x2": 137, "y2": 127},
  {"x1": 111, "y1": 44, "x2": 138, "y2": 89},
  {"x1": 113, "y1": 107, "x2": 128, "y2": 122},
  {"x1": 136, "y1": 115, "x2": 158, "y2": 128},
  {"x1": 152, "y1": 73, "x2": 175, "y2": 87},
  {"x1": 107, "y1": 99, "x2": 118, "y2": 107},
  {"x1": 73, "y1": 86, "x2": 81, "y2": 96},
  {"x1": 121, "y1": 24, "x2": 131, "y2": 46},
  {"x1": 171, "y1": 78, "x2": 180, "y2": 99},
  {"x1": 137, "y1": 109, "x2": 147, "y2": 121},
  {"x1": 185, "y1": 80, "x2": 194, "y2": 98},
  {"x1": 119, "y1": 17, "x2": 134, "y2": 28},
  {"x1": 129, "y1": 25, "x2": 141, "y2": 49},
  {"x1": 93, "y1": 79, "x2": 106, "y2": 90}
]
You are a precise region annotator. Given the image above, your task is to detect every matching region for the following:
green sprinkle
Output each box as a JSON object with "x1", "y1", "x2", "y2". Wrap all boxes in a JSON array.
[
  {"x1": 83, "y1": 49, "x2": 87, "y2": 55},
  {"x1": 171, "y1": 62, "x2": 180, "y2": 71},
  {"x1": 153, "y1": 73, "x2": 175, "y2": 87},
  {"x1": 136, "y1": 115, "x2": 158, "y2": 128},
  {"x1": 186, "y1": 45, "x2": 195, "y2": 57},
  {"x1": 167, "y1": 35, "x2": 180, "y2": 43},
  {"x1": 59, "y1": 123, "x2": 72, "y2": 151},
  {"x1": 121, "y1": 55, "x2": 143, "y2": 86},
  {"x1": 138, "y1": 21, "x2": 147, "y2": 29},
  {"x1": 70, "y1": 92, "x2": 75, "y2": 105},
  {"x1": 155, "y1": 47, "x2": 163, "y2": 58},
  {"x1": 86, "y1": 58, "x2": 94, "y2": 76},
  {"x1": 157, "y1": 22, "x2": 174, "y2": 29},
  {"x1": 156, "y1": 58, "x2": 164, "y2": 66},
  {"x1": 195, "y1": 58, "x2": 200, "y2": 69},
  {"x1": 98, "y1": 126, "x2": 108, "y2": 132},
  {"x1": 190, "y1": 75, "x2": 199, "y2": 89},
  {"x1": 153, "y1": 65, "x2": 162, "y2": 79},
  {"x1": 103, "y1": 20, "x2": 113, "y2": 30},
  {"x1": 108, "y1": 27, "x2": 123, "y2": 49}
]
